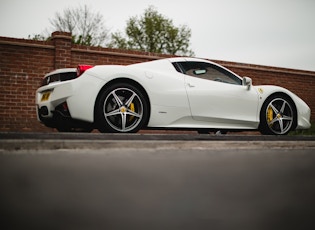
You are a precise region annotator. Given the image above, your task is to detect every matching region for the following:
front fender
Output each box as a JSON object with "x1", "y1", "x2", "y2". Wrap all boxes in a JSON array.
[{"x1": 253, "y1": 85, "x2": 311, "y2": 129}]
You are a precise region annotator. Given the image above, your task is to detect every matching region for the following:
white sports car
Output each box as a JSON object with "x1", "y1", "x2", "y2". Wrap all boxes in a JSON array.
[{"x1": 36, "y1": 57, "x2": 311, "y2": 135}]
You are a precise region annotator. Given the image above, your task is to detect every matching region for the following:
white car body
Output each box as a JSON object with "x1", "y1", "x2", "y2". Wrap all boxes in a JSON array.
[{"x1": 36, "y1": 57, "x2": 311, "y2": 134}]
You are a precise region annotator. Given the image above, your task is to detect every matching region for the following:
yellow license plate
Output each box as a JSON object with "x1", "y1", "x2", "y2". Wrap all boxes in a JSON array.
[{"x1": 41, "y1": 92, "x2": 51, "y2": 101}]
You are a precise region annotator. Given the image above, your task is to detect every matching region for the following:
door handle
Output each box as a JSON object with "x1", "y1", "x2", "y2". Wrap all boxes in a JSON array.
[{"x1": 187, "y1": 83, "x2": 195, "y2": 88}]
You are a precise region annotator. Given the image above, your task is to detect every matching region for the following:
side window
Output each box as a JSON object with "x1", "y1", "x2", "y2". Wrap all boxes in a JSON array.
[{"x1": 177, "y1": 61, "x2": 242, "y2": 85}]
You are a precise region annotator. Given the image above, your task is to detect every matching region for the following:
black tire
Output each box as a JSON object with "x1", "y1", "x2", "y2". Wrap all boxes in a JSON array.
[
  {"x1": 95, "y1": 83, "x2": 149, "y2": 133},
  {"x1": 259, "y1": 94, "x2": 297, "y2": 135}
]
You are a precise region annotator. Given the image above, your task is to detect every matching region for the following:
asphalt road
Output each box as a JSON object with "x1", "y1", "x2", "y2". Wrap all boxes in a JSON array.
[{"x1": 1, "y1": 133, "x2": 315, "y2": 230}]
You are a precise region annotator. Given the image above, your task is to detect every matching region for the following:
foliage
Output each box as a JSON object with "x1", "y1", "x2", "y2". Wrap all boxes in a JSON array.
[
  {"x1": 28, "y1": 5, "x2": 194, "y2": 55},
  {"x1": 27, "y1": 34, "x2": 47, "y2": 41},
  {"x1": 109, "y1": 6, "x2": 194, "y2": 56},
  {"x1": 49, "y1": 5, "x2": 109, "y2": 46}
]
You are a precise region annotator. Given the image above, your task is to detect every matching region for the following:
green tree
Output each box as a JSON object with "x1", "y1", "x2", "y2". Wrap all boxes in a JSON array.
[
  {"x1": 27, "y1": 34, "x2": 47, "y2": 41},
  {"x1": 109, "y1": 6, "x2": 194, "y2": 56},
  {"x1": 49, "y1": 5, "x2": 109, "y2": 46}
]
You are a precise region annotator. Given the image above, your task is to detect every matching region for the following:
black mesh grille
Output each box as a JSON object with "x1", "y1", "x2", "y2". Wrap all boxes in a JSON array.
[{"x1": 41, "y1": 72, "x2": 77, "y2": 86}]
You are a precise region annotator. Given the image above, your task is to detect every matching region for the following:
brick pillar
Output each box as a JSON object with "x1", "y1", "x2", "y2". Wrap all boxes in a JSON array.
[{"x1": 51, "y1": 31, "x2": 72, "y2": 69}]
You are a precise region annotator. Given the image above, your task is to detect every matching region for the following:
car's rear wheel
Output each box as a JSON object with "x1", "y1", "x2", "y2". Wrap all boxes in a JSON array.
[
  {"x1": 96, "y1": 83, "x2": 149, "y2": 133},
  {"x1": 259, "y1": 94, "x2": 296, "y2": 135}
]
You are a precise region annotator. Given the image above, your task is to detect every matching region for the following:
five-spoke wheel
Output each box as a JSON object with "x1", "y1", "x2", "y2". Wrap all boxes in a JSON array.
[
  {"x1": 96, "y1": 83, "x2": 149, "y2": 133},
  {"x1": 259, "y1": 94, "x2": 296, "y2": 135}
]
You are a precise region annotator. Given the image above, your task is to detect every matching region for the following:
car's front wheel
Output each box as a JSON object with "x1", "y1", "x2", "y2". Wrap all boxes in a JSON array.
[
  {"x1": 259, "y1": 94, "x2": 297, "y2": 135},
  {"x1": 96, "y1": 83, "x2": 149, "y2": 133}
]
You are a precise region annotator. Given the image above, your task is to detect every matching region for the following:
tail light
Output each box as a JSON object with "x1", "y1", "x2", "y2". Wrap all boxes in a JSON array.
[{"x1": 77, "y1": 65, "x2": 93, "y2": 77}]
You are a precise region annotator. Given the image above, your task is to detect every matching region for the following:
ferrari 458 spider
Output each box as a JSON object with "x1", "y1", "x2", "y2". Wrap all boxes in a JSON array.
[{"x1": 36, "y1": 57, "x2": 311, "y2": 135}]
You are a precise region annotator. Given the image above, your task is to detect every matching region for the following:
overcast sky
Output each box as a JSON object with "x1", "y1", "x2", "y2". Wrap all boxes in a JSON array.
[{"x1": 1, "y1": 0, "x2": 314, "y2": 71}]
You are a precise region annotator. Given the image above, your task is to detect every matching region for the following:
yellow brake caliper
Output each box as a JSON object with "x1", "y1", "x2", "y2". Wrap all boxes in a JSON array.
[
  {"x1": 267, "y1": 106, "x2": 273, "y2": 126},
  {"x1": 129, "y1": 103, "x2": 135, "y2": 121}
]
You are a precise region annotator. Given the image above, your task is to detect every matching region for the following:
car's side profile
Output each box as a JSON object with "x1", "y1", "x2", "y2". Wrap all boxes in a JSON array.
[{"x1": 36, "y1": 57, "x2": 311, "y2": 135}]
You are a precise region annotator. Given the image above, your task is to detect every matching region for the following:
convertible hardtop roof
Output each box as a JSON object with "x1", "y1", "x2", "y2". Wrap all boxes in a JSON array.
[
  {"x1": 128, "y1": 57, "x2": 217, "y2": 68},
  {"x1": 128, "y1": 57, "x2": 234, "y2": 74},
  {"x1": 165, "y1": 57, "x2": 212, "y2": 63},
  {"x1": 130, "y1": 57, "x2": 215, "y2": 65}
]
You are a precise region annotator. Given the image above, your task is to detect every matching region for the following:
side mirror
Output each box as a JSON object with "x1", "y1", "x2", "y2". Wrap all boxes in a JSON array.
[{"x1": 243, "y1": 77, "x2": 252, "y2": 90}]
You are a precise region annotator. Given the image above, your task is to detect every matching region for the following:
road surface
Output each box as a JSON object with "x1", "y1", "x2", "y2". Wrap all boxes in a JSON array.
[{"x1": 1, "y1": 133, "x2": 315, "y2": 230}]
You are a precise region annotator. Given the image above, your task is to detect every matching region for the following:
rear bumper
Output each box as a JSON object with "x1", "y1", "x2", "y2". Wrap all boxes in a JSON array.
[
  {"x1": 36, "y1": 81, "x2": 93, "y2": 130},
  {"x1": 36, "y1": 81, "x2": 74, "y2": 120}
]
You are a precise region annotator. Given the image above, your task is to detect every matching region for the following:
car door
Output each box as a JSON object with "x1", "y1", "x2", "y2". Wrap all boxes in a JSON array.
[{"x1": 179, "y1": 61, "x2": 260, "y2": 128}]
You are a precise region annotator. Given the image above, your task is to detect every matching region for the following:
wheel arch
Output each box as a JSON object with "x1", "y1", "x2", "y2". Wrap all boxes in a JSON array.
[
  {"x1": 259, "y1": 92, "x2": 298, "y2": 132},
  {"x1": 94, "y1": 77, "x2": 151, "y2": 126}
]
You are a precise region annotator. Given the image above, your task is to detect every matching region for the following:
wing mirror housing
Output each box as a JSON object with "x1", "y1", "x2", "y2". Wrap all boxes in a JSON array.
[{"x1": 243, "y1": 77, "x2": 252, "y2": 90}]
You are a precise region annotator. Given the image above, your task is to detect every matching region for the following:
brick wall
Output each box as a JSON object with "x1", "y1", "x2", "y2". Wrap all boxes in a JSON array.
[{"x1": 0, "y1": 31, "x2": 314, "y2": 132}]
